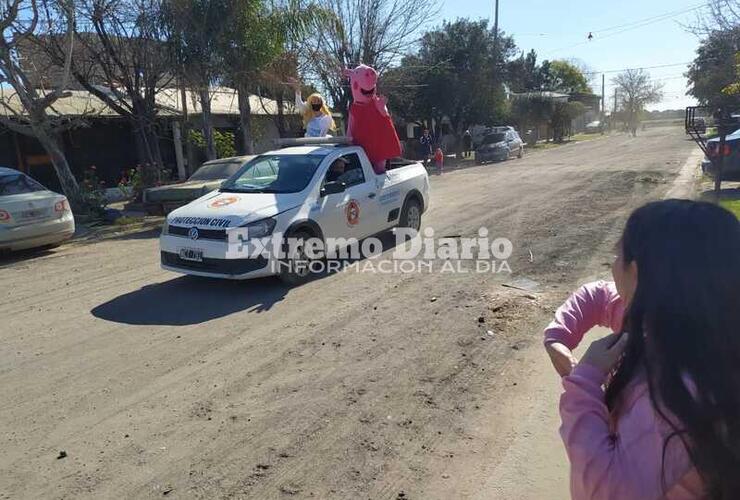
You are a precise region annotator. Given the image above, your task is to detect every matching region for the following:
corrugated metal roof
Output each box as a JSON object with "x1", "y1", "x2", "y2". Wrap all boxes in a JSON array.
[{"x1": 0, "y1": 86, "x2": 298, "y2": 118}]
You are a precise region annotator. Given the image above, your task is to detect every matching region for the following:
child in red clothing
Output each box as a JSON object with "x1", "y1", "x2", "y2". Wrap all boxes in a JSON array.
[{"x1": 434, "y1": 147, "x2": 444, "y2": 175}]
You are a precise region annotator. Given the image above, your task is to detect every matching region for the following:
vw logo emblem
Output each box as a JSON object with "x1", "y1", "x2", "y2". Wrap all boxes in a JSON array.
[{"x1": 188, "y1": 227, "x2": 199, "y2": 240}]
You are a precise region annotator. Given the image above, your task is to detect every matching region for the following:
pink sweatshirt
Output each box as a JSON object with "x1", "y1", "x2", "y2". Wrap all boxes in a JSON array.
[{"x1": 547, "y1": 281, "x2": 704, "y2": 499}]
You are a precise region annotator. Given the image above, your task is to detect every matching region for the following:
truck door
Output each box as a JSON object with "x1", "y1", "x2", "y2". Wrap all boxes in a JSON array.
[{"x1": 314, "y1": 152, "x2": 384, "y2": 250}]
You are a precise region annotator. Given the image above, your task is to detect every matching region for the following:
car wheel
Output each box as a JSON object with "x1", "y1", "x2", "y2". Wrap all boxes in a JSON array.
[
  {"x1": 399, "y1": 197, "x2": 422, "y2": 232},
  {"x1": 278, "y1": 229, "x2": 318, "y2": 285}
]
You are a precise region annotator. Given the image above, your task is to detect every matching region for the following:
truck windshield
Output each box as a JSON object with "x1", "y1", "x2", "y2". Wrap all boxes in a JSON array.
[{"x1": 220, "y1": 154, "x2": 324, "y2": 193}]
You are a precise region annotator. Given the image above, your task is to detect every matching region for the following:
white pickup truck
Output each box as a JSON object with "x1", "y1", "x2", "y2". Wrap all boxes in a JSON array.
[{"x1": 159, "y1": 138, "x2": 430, "y2": 283}]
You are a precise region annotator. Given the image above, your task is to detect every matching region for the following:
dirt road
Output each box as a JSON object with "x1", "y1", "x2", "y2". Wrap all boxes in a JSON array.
[{"x1": 1, "y1": 128, "x2": 698, "y2": 499}]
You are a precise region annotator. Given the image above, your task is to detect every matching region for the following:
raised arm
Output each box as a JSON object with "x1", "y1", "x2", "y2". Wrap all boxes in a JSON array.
[
  {"x1": 375, "y1": 95, "x2": 390, "y2": 117},
  {"x1": 543, "y1": 281, "x2": 623, "y2": 350},
  {"x1": 288, "y1": 77, "x2": 307, "y2": 113},
  {"x1": 294, "y1": 89, "x2": 307, "y2": 113}
]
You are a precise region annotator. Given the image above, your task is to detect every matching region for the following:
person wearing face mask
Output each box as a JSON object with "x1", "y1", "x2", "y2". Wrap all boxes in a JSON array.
[{"x1": 289, "y1": 78, "x2": 336, "y2": 138}]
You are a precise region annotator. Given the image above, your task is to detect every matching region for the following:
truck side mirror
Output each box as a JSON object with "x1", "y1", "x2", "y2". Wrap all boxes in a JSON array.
[{"x1": 320, "y1": 181, "x2": 346, "y2": 197}]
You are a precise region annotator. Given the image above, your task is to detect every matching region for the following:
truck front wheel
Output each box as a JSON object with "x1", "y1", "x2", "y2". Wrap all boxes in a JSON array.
[{"x1": 278, "y1": 229, "x2": 316, "y2": 285}]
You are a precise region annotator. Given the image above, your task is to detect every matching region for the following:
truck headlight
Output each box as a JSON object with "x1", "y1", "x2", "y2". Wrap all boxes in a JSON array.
[{"x1": 239, "y1": 218, "x2": 276, "y2": 239}]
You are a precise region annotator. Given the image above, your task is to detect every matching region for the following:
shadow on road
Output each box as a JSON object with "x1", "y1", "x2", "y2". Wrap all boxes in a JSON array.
[
  {"x1": 0, "y1": 245, "x2": 61, "y2": 267},
  {"x1": 110, "y1": 227, "x2": 162, "y2": 241},
  {"x1": 91, "y1": 275, "x2": 290, "y2": 326},
  {"x1": 91, "y1": 230, "x2": 406, "y2": 326}
]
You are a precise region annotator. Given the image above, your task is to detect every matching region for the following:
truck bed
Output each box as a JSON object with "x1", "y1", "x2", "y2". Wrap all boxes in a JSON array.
[{"x1": 386, "y1": 157, "x2": 418, "y2": 170}]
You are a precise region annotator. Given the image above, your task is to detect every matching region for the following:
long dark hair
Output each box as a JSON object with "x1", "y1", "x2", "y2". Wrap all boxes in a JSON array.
[{"x1": 605, "y1": 199, "x2": 740, "y2": 499}]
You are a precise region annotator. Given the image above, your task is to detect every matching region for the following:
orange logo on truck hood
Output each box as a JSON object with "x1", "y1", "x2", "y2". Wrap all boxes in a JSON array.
[{"x1": 209, "y1": 196, "x2": 239, "y2": 208}]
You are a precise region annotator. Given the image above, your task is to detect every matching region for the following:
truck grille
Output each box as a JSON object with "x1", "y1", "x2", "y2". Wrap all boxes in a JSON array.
[
  {"x1": 168, "y1": 225, "x2": 227, "y2": 241},
  {"x1": 161, "y1": 252, "x2": 268, "y2": 275}
]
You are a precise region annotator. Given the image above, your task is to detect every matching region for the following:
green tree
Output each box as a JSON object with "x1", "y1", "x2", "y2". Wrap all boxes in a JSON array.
[
  {"x1": 506, "y1": 49, "x2": 543, "y2": 92},
  {"x1": 542, "y1": 60, "x2": 592, "y2": 94},
  {"x1": 383, "y1": 54, "x2": 426, "y2": 126},
  {"x1": 404, "y1": 19, "x2": 516, "y2": 142},
  {"x1": 222, "y1": 0, "x2": 332, "y2": 154},
  {"x1": 722, "y1": 52, "x2": 740, "y2": 96},
  {"x1": 162, "y1": 0, "x2": 231, "y2": 160},
  {"x1": 551, "y1": 101, "x2": 585, "y2": 142},
  {"x1": 510, "y1": 94, "x2": 552, "y2": 144},
  {"x1": 687, "y1": 26, "x2": 740, "y2": 109},
  {"x1": 220, "y1": 0, "x2": 280, "y2": 154}
]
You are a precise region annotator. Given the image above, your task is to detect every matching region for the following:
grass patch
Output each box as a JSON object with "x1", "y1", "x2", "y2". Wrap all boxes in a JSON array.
[
  {"x1": 528, "y1": 141, "x2": 562, "y2": 151},
  {"x1": 720, "y1": 199, "x2": 740, "y2": 219},
  {"x1": 528, "y1": 133, "x2": 604, "y2": 151},
  {"x1": 113, "y1": 216, "x2": 144, "y2": 226},
  {"x1": 570, "y1": 132, "x2": 603, "y2": 142}
]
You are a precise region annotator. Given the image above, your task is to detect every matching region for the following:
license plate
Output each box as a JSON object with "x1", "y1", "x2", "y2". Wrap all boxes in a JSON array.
[
  {"x1": 20, "y1": 208, "x2": 48, "y2": 220},
  {"x1": 179, "y1": 248, "x2": 203, "y2": 262}
]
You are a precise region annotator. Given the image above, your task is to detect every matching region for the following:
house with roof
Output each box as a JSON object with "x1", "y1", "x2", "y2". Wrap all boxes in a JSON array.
[{"x1": 0, "y1": 87, "x2": 301, "y2": 192}]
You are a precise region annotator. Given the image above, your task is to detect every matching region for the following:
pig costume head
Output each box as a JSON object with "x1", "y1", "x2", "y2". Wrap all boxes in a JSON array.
[
  {"x1": 344, "y1": 64, "x2": 378, "y2": 104},
  {"x1": 343, "y1": 63, "x2": 401, "y2": 174}
]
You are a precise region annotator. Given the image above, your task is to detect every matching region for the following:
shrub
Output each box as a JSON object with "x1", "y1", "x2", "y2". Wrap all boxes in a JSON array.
[
  {"x1": 79, "y1": 166, "x2": 108, "y2": 218},
  {"x1": 188, "y1": 129, "x2": 236, "y2": 158}
]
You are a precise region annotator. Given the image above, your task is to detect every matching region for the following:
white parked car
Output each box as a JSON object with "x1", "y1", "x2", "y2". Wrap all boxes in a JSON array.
[
  {"x1": 159, "y1": 139, "x2": 430, "y2": 283},
  {"x1": 0, "y1": 167, "x2": 75, "y2": 251}
]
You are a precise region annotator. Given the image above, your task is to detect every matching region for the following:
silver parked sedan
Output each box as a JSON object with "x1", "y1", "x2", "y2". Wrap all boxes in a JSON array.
[{"x1": 0, "y1": 167, "x2": 75, "y2": 251}]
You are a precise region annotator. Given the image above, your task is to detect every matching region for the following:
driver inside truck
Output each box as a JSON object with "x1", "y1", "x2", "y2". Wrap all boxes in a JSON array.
[{"x1": 326, "y1": 157, "x2": 348, "y2": 183}]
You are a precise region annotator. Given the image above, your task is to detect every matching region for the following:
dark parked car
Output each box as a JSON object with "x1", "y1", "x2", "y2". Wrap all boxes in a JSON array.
[
  {"x1": 143, "y1": 155, "x2": 255, "y2": 214},
  {"x1": 702, "y1": 128, "x2": 740, "y2": 180},
  {"x1": 475, "y1": 129, "x2": 524, "y2": 164}
]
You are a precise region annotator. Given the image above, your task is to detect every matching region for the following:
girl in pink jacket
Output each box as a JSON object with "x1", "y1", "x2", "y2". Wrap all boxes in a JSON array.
[{"x1": 544, "y1": 199, "x2": 740, "y2": 499}]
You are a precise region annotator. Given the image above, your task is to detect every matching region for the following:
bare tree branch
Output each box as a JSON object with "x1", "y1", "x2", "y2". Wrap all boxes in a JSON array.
[
  {"x1": 0, "y1": 0, "x2": 82, "y2": 206},
  {"x1": 303, "y1": 0, "x2": 439, "y2": 117},
  {"x1": 613, "y1": 69, "x2": 664, "y2": 136}
]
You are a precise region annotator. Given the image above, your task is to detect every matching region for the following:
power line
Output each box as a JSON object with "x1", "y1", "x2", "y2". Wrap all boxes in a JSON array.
[
  {"x1": 545, "y1": 3, "x2": 703, "y2": 54},
  {"x1": 585, "y1": 61, "x2": 692, "y2": 75},
  {"x1": 591, "y1": 3, "x2": 704, "y2": 35},
  {"x1": 510, "y1": 3, "x2": 704, "y2": 39}
]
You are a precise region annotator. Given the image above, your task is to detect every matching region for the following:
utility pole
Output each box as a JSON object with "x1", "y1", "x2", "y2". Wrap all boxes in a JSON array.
[
  {"x1": 601, "y1": 73, "x2": 605, "y2": 116},
  {"x1": 613, "y1": 88, "x2": 618, "y2": 114},
  {"x1": 492, "y1": 0, "x2": 501, "y2": 97},
  {"x1": 492, "y1": 0, "x2": 500, "y2": 85},
  {"x1": 612, "y1": 88, "x2": 618, "y2": 132},
  {"x1": 493, "y1": 0, "x2": 500, "y2": 51}
]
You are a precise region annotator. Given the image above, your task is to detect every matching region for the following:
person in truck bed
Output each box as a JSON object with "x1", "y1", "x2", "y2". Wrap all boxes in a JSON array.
[{"x1": 289, "y1": 77, "x2": 336, "y2": 138}]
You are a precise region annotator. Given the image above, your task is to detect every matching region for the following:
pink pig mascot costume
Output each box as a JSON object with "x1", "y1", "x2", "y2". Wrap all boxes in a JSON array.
[{"x1": 344, "y1": 64, "x2": 402, "y2": 174}]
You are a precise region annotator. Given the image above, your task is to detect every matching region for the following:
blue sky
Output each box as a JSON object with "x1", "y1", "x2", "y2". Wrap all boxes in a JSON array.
[{"x1": 437, "y1": 0, "x2": 705, "y2": 110}]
